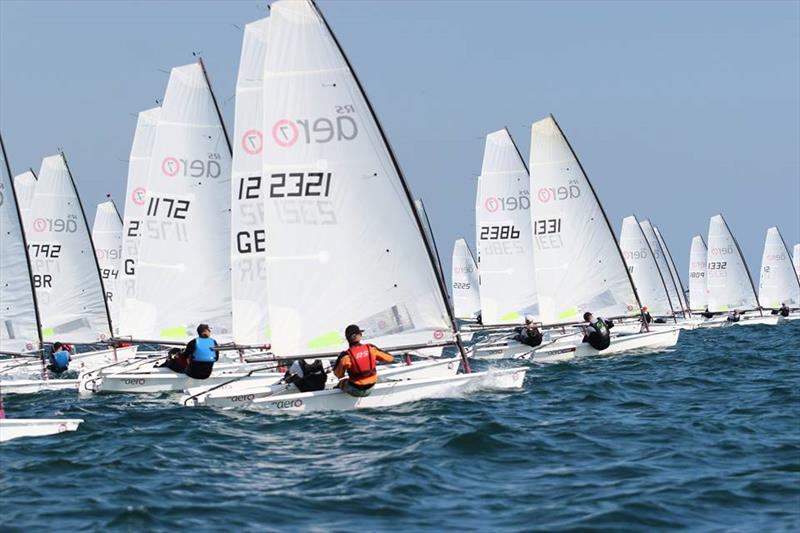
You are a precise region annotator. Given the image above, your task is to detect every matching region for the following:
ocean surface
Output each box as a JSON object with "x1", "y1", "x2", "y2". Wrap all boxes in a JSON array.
[{"x1": 1, "y1": 321, "x2": 798, "y2": 532}]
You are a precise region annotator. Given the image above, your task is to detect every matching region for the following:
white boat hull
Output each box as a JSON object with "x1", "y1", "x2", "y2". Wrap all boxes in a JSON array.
[
  {"x1": 181, "y1": 356, "x2": 463, "y2": 408},
  {"x1": 699, "y1": 315, "x2": 781, "y2": 328},
  {"x1": 524, "y1": 328, "x2": 681, "y2": 362},
  {"x1": 0, "y1": 418, "x2": 84, "y2": 442},
  {"x1": 0, "y1": 346, "x2": 137, "y2": 379},
  {"x1": 246, "y1": 367, "x2": 527, "y2": 413},
  {"x1": 0, "y1": 378, "x2": 79, "y2": 394}
]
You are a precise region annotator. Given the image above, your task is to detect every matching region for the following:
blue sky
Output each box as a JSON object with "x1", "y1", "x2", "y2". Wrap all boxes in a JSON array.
[{"x1": 1, "y1": 0, "x2": 798, "y2": 288}]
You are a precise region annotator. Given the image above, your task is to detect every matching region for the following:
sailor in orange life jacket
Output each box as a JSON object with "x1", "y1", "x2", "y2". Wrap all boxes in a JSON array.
[{"x1": 334, "y1": 324, "x2": 394, "y2": 397}]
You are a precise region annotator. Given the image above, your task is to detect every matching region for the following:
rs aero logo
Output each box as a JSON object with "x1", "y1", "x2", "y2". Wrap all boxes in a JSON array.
[
  {"x1": 536, "y1": 182, "x2": 581, "y2": 203},
  {"x1": 484, "y1": 190, "x2": 530, "y2": 213},
  {"x1": 272, "y1": 105, "x2": 358, "y2": 147},
  {"x1": 710, "y1": 245, "x2": 733, "y2": 256},
  {"x1": 454, "y1": 265, "x2": 474, "y2": 274},
  {"x1": 161, "y1": 154, "x2": 223, "y2": 178},
  {"x1": 623, "y1": 248, "x2": 648, "y2": 260},
  {"x1": 33, "y1": 215, "x2": 78, "y2": 233}
]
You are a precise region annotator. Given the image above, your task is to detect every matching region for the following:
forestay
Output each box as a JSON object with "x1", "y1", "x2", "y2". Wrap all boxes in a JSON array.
[
  {"x1": 0, "y1": 135, "x2": 41, "y2": 353},
  {"x1": 639, "y1": 219, "x2": 683, "y2": 314},
  {"x1": 92, "y1": 201, "x2": 123, "y2": 329},
  {"x1": 475, "y1": 128, "x2": 538, "y2": 325},
  {"x1": 128, "y1": 62, "x2": 233, "y2": 342},
  {"x1": 706, "y1": 214, "x2": 760, "y2": 312},
  {"x1": 26, "y1": 154, "x2": 111, "y2": 343},
  {"x1": 260, "y1": 0, "x2": 454, "y2": 356},
  {"x1": 117, "y1": 107, "x2": 161, "y2": 336},
  {"x1": 452, "y1": 238, "x2": 481, "y2": 319},
  {"x1": 654, "y1": 225, "x2": 690, "y2": 314},
  {"x1": 13, "y1": 170, "x2": 36, "y2": 226},
  {"x1": 619, "y1": 215, "x2": 673, "y2": 316},
  {"x1": 758, "y1": 227, "x2": 800, "y2": 308},
  {"x1": 529, "y1": 115, "x2": 639, "y2": 324},
  {"x1": 688, "y1": 235, "x2": 708, "y2": 311},
  {"x1": 231, "y1": 17, "x2": 271, "y2": 345}
]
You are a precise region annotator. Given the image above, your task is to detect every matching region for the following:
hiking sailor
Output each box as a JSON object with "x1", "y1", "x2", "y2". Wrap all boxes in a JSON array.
[
  {"x1": 183, "y1": 324, "x2": 219, "y2": 380},
  {"x1": 582, "y1": 312, "x2": 614, "y2": 351},
  {"x1": 771, "y1": 303, "x2": 791, "y2": 318},
  {"x1": 726, "y1": 309, "x2": 741, "y2": 323},
  {"x1": 513, "y1": 315, "x2": 543, "y2": 348},
  {"x1": 47, "y1": 342, "x2": 72, "y2": 374},
  {"x1": 334, "y1": 324, "x2": 394, "y2": 397}
]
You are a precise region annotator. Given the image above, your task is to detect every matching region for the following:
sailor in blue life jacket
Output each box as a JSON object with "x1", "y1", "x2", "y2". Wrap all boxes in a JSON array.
[
  {"x1": 183, "y1": 324, "x2": 219, "y2": 380},
  {"x1": 582, "y1": 312, "x2": 613, "y2": 351},
  {"x1": 47, "y1": 342, "x2": 72, "y2": 374},
  {"x1": 726, "y1": 309, "x2": 741, "y2": 323}
]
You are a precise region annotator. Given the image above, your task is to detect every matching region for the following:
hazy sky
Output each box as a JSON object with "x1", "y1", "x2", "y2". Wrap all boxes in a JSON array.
[{"x1": 1, "y1": 0, "x2": 798, "y2": 289}]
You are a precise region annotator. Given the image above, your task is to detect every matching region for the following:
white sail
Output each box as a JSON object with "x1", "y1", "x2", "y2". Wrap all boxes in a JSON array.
[
  {"x1": 794, "y1": 244, "x2": 800, "y2": 279},
  {"x1": 231, "y1": 17, "x2": 271, "y2": 345},
  {"x1": 117, "y1": 107, "x2": 161, "y2": 336},
  {"x1": 475, "y1": 128, "x2": 537, "y2": 324},
  {"x1": 452, "y1": 238, "x2": 481, "y2": 319},
  {"x1": 706, "y1": 214, "x2": 759, "y2": 312},
  {"x1": 0, "y1": 136, "x2": 40, "y2": 352},
  {"x1": 529, "y1": 115, "x2": 639, "y2": 324},
  {"x1": 128, "y1": 62, "x2": 233, "y2": 342},
  {"x1": 619, "y1": 216, "x2": 673, "y2": 316},
  {"x1": 260, "y1": 0, "x2": 454, "y2": 356},
  {"x1": 639, "y1": 220, "x2": 683, "y2": 314},
  {"x1": 688, "y1": 235, "x2": 708, "y2": 311},
  {"x1": 92, "y1": 200, "x2": 123, "y2": 329},
  {"x1": 654, "y1": 225, "x2": 690, "y2": 313},
  {"x1": 758, "y1": 227, "x2": 800, "y2": 308},
  {"x1": 26, "y1": 154, "x2": 111, "y2": 343},
  {"x1": 13, "y1": 170, "x2": 36, "y2": 226}
]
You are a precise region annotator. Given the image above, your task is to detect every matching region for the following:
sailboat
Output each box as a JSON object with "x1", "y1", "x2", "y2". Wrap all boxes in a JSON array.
[
  {"x1": 451, "y1": 238, "x2": 481, "y2": 325},
  {"x1": 522, "y1": 115, "x2": 679, "y2": 361},
  {"x1": 758, "y1": 227, "x2": 800, "y2": 320},
  {"x1": 0, "y1": 133, "x2": 83, "y2": 439},
  {"x1": 189, "y1": 0, "x2": 524, "y2": 413},
  {"x1": 619, "y1": 215, "x2": 676, "y2": 320},
  {"x1": 701, "y1": 214, "x2": 778, "y2": 327},
  {"x1": 1, "y1": 153, "x2": 134, "y2": 393},
  {"x1": 688, "y1": 235, "x2": 709, "y2": 313},
  {"x1": 80, "y1": 60, "x2": 261, "y2": 394}
]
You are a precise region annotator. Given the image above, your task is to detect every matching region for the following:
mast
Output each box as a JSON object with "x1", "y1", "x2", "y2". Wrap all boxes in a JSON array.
[
  {"x1": 61, "y1": 153, "x2": 115, "y2": 337},
  {"x1": 719, "y1": 213, "x2": 762, "y2": 316},
  {"x1": 548, "y1": 115, "x2": 648, "y2": 325},
  {"x1": 657, "y1": 226, "x2": 691, "y2": 316},
  {"x1": 643, "y1": 219, "x2": 686, "y2": 318},
  {"x1": 0, "y1": 133, "x2": 44, "y2": 349},
  {"x1": 417, "y1": 198, "x2": 447, "y2": 297},
  {"x1": 635, "y1": 215, "x2": 677, "y2": 323},
  {"x1": 312, "y1": 0, "x2": 470, "y2": 370},
  {"x1": 774, "y1": 226, "x2": 800, "y2": 286},
  {"x1": 198, "y1": 57, "x2": 233, "y2": 158}
]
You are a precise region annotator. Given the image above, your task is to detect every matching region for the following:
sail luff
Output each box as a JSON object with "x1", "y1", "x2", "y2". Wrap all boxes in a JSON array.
[{"x1": 654, "y1": 225, "x2": 691, "y2": 316}]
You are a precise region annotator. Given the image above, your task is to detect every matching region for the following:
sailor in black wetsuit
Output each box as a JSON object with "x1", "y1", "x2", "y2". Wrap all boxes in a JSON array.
[
  {"x1": 701, "y1": 307, "x2": 714, "y2": 319},
  {"x1": 771, "y1": 303, "x2": 791, "y2": 317},
  {"x1": 514, "y1": 315, "x2": 543, "y2": 348},
  {"x1": 582, "y1": 312, "x2": 613, "y2": 351}
]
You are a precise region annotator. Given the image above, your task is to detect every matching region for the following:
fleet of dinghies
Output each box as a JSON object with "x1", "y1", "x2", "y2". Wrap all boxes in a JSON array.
[{"x1": 0, "y1": 0, "x2": 797, "y2": 439}]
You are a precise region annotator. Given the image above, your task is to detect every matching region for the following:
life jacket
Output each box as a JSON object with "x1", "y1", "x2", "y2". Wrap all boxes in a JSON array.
[
  {"x1": 587, "y1": 318, "x2": 611, "y2": 350},
  {"x1": 346, "y1": 344, "x2": 376, "y2": 382},
  {"x1": 51, "y1": 350, "x2": 70, "y2": 371},
  {"x1": 191, "y1": 336, "x2": 217, "y2": 363}
]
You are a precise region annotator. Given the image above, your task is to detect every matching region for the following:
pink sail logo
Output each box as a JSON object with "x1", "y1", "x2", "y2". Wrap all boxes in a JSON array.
[
  {"x1": 242, "y1": 129, "x2": 263, "y2": 155},
  {"x1": 132, "y1": 187, "x2": 146, "y2": 206}
]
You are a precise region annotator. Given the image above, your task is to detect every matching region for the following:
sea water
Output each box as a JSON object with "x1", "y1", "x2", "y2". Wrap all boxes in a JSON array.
[{"x1": 1, "y1": 321, "x2": 798, "y2": 531}]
